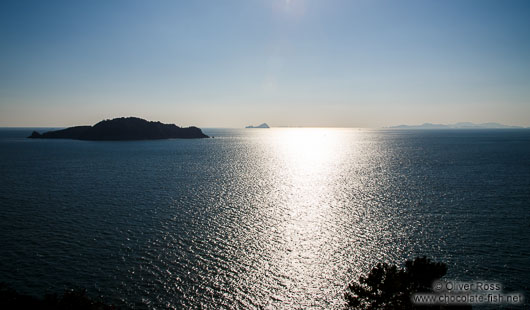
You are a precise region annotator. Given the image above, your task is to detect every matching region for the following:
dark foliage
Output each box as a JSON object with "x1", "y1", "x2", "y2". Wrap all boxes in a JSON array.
[
  {"x1": 344, "y1": 256, "x2": 472, "y2": 309},
  {"x1": 0, "y1": 283, "x2": 117, "y2": 310}
]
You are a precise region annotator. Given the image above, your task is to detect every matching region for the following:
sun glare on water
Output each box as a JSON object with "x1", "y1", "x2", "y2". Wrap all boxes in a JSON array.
[{"x1": 249, "y1": 128, "x2": 368, "y2": 308}]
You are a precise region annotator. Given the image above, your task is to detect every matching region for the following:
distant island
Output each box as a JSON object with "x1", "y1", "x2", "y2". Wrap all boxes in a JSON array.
[
  {"x1": 28, "y1": 117, "x2": 209, "y2": 140},
  {"x1": 389, "y1": 122, "x2": 525, "y2": 129},
  {"x1": 245, "y1": 123, "x2": 270, "y2": 129}
]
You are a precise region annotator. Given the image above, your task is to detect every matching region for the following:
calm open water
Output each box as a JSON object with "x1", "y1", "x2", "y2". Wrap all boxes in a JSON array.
[{"x1": 0, "y1": 128, "x2": 529, "y2": 309}]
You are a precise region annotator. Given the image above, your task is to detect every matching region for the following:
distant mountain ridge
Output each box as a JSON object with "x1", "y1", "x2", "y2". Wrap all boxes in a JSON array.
[
  {"x1": 28, "y1": 117, "x2": 209, "y2": 140},
  {"x1": 389, "y1": 122, "x2": 525, "y2": 129}
]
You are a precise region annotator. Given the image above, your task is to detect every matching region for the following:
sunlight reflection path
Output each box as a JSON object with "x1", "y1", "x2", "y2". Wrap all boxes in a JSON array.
[{"x1": 261, "y1": 129, "x2": 366, "y2": 308}]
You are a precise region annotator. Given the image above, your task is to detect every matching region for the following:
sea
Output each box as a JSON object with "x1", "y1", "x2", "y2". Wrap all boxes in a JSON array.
[{"x1": 0, "y1": 128, "x2": 529, "y2": 309}]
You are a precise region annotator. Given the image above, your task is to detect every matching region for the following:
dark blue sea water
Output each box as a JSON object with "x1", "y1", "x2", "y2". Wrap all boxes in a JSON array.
[{"x1": 0, "y1": 128, "x2": 529, "y2": 309}]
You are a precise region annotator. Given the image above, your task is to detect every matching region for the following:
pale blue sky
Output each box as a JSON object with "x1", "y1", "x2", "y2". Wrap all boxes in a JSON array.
[{"x1": 1, "y1": 0, "x2": 529, "y2": 127}]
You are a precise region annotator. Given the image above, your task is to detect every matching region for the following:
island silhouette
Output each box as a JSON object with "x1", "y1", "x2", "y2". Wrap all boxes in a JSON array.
[
  {"x1": 28, "y1": 117, "x2": 209, "y2": 140},
  {"x1": 245, "y1": 123, "x2": 269, "y2": 128}
]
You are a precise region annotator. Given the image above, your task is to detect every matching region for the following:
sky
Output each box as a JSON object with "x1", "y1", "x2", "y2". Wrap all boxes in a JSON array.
[{"x1": 1, "y1": 0, "x2": 529, "y2": 127}]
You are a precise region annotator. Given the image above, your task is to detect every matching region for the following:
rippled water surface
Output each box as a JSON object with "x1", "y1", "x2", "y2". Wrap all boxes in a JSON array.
[{"x1": 0, "y1": 128, "x2": 529, "y2": 309}]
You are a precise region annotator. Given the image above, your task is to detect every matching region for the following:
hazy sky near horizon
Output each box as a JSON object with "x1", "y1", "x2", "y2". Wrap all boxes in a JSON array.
[{"x1": 1, "y1": 0, "x2": 530, "y2": 127}]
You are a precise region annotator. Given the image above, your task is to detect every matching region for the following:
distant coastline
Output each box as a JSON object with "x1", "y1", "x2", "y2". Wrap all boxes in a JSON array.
[
  {"x1": 388, "y1": 122, "x2": 526, "y2": 129},
  {"x1": 28, "y1": 117, "x2": 209, "y2": 140}
]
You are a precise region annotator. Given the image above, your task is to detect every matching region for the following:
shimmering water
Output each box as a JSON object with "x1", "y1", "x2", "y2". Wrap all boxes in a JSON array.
[{"x1": 0, "y1": 128, "x2": 529, "y2": 309}]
